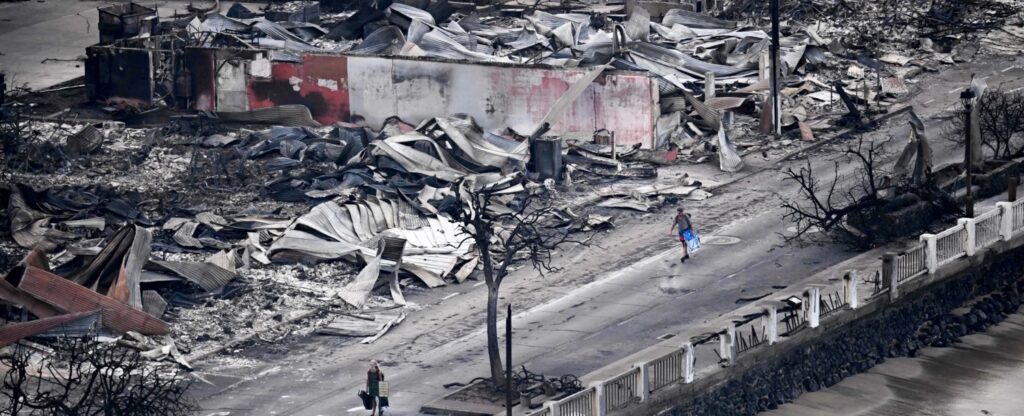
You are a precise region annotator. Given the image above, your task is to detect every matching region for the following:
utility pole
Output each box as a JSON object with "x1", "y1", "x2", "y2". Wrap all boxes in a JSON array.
[
  {"x1": 769, "y1": 0, "x2": 781, "y2": 136},
  {"x1": 505, "y1": 304, "x2": 513, "y2": 416},
  {"x1": 961, "y1": 88, "x2": 976, "y2": 217}
]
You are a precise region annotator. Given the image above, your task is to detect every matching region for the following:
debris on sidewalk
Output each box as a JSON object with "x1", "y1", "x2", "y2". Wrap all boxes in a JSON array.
[{"x1": 316, "y1": 308, "x2": 406, "y2": 344}]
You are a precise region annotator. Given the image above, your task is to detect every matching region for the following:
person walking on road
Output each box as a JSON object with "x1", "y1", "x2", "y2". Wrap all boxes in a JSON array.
[
  {"x1": 367, "y1": 360, "x2": 385, "y2": 415},
  {"x1": 671, "y1": 207, "x2": 695, "y2": 263}
]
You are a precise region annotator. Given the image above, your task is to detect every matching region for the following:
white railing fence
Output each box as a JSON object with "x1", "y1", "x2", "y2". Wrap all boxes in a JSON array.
[
  {"x1": 975, "y1": 209, "x2": 1002, "y2": 248},
  {"x1": 646, "y1": 350, "x2": 684, "y2": 392},
  {"x1": 554, "y1": 387, "x2": 596, "y2": 416},
  {"x1": 539, "y1": 196, "x2": 1024, "y2": 416},
  {"x1": 894, "y1": 243, "x2": 927, "y2": 283},
  {"x1": 1013, "y1": 198, "x2": 1024, "y2": 232},
  {"x1": 935, "y1": 223, "x2": 967, "y2": 266},
  {"x1": 602, "y1": 367, "x2": 641, "y2": 412}
]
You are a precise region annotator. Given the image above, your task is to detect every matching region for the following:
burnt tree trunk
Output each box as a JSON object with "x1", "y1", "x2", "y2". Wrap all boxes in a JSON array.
[
  {"x1": 476, "y1": 214, "x2": 507, "y2": 388},
  {"x1": 486, "y1": 281, "x2": 506, "y2": 387}
]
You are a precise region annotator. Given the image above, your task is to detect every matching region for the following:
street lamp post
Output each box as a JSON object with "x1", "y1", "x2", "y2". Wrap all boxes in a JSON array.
[
  {"x1": 505, "y1": 304, "x2": 512, "y2": 416},
  {"x1": 961, "y1": 89, "x2": 976, "y2": 217}
]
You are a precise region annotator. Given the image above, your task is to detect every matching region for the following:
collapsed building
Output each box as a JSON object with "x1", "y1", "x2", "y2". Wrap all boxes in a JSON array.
[
  {"x1": 82, "y1": 0, "x2": 816, "y2": 154},
  {"x1": 86, "y1": 2, "x2": 662, "y2": 147},
  {"x1": 82, "y1": 0, "x2": 1009, "y2": 169},
  {"x1": 2, "y1": 0, "x2": 1018, "y2": 368}
]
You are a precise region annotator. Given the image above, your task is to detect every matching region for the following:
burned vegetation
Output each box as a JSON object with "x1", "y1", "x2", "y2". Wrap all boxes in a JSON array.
[
  {"x1": 945, "y1": 88, "x2": 1024, "y2": 161},
  {"x1": 781, "y1": 111, "x2": 963, "y2": 249},
  {"x1": 1, "y1": 338, "x2": 196, "y2": 416}
]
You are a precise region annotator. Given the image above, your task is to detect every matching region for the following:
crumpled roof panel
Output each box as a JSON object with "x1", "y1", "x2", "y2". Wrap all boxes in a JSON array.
[{"x1": 270, "y1": 198, "x2": 473, "y2": 283}]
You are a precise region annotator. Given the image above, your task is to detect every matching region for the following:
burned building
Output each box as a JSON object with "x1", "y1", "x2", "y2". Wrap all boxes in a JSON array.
[{"x1": 86, "y1": 46, "x2": 661, "y2": 147}]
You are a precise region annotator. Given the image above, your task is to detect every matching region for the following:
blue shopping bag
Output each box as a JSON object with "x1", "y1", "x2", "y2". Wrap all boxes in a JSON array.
[{"x1": 683, "y1": 229, "x2": 701, "y2": 254}]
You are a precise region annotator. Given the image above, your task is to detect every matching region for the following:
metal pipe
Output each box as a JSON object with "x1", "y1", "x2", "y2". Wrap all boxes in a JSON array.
[
  {"x1": 965, "y1": 99, "x2": 974, "y2": 217},
  {"x1": 1010, "y1": 176, "x2": 1019, "y2": 202},
  {"x1": 506, "y1": 303, "x2": 513, "y2": 416},
  {"x1": 769, "y1": 0, "x2": 781, "y2": 135}
]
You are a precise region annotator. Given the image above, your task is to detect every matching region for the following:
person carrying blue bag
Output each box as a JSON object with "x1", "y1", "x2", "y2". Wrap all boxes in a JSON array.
[{"x1": 670, "y1": 207, "x2": 700, "y2": 263}]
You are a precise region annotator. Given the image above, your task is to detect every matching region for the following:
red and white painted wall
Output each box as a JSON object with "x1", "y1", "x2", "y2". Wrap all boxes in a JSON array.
[{"x1": 190, "y1": 50, "x2": 660, "y2": 148}]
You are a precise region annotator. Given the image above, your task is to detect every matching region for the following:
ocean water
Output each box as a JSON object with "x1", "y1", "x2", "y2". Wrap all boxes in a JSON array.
[{"x1": 765, "y1": 313, "x2": 1024, "y2": 416}]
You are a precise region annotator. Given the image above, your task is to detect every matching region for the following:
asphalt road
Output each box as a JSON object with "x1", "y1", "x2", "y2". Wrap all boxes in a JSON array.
[
  {"x1": 185, "y1": 57, "x2": 1024, "y2": 416},
  {"x1": 192, "y1": 175, "x2": 847, "y2": 416}
]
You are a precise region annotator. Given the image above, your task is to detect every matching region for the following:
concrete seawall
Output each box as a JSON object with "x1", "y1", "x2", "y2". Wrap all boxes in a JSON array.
[
  {"x1": 765, "y1": 312, "x2": 1024, "y2": 415},
  {"x1": 620, "y1": 230, "x2": 1024, "y2": 415}
]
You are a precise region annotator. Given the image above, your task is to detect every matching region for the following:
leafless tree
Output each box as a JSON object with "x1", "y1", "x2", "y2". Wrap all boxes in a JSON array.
[
  {"x1": 781, "y1": 138, "x2": 893, "y2": 248},
  {"x1": 946, "y1": 88, "x2": 1024, "y2": 161},
  {"x1": 782, "y1": 137, "x2": 957, "y2": 248},
  {"x1": 447, "y1": 183, "x2": 589, "y2": 388},
  {"x1": 0, "y1": 337, "x2": 195, "y2": 416}
]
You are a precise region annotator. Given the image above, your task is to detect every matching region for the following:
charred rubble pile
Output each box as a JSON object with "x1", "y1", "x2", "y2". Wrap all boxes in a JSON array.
[
  {"x1": 720, "y1": 0, "x2": 1019, "y2": 47},
  {"x1": 0, "y1": 102, "x2": 708, "y2": 366},
  {"x1": 78, "y1": 0, "x2": 1023, "y2": 173}
]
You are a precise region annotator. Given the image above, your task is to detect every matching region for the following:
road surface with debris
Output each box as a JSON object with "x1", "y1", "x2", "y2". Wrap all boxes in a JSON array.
[{"x1": 192, "y1": 56, "x2": 1024, "y2": 415}]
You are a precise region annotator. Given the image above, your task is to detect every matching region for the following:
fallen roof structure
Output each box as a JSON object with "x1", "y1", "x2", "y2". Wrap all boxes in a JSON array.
[
  {"x1": 0, "y1": 310, "x2": 101, "y2": 348},
  {"x1": 15, "y1": 267, "x2": 170, "y2": 336},
  {"x1": 269, "y1": 197, "x2": 473, "y2": 286}
]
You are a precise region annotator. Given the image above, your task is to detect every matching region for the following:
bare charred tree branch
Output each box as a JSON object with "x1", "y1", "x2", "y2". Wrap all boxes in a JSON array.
[
  {"x1": 780, "y1": 138, "x2": 904, "y2": 248},
  {"x1": 0, "y1": 337, "x2": 196, "y2": 416},
  {"x1": 945, "y1": 88, "x2": 1024, "y2": 161}
]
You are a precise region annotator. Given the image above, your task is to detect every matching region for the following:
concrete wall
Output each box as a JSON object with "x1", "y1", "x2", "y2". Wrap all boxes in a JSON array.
[
  {"x1": 344, "y1": 56, "x2": 658, "y2": 146},
  {"x1": 242, "y1": 54, "x2": 659, "y2": 147}
]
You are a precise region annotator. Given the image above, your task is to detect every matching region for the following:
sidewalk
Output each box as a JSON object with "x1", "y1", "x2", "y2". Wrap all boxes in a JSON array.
[{"x1": 579, "y1": 184, "x2": 1022, "y2": 389}]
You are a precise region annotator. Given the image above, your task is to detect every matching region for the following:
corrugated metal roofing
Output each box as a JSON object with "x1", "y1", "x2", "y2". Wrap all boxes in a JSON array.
[
  {"x1": 18, "y1": 267, "x2": 169, "y2": 335},
  {"x1": 270, "y1": 198, "x2": 473, "y2": 285},
  {"x1": 0, "y1": 266, "x2": 61, "y2": 319},
  {"x1": 0, "y1": 310, "x2": 101, "y2": 347},
  {"x1": 253, "y1": 21, "x2": 321, "y2": 52},
  {"x1": 144, "y1": 260, "x2": 236, "y2": 293},
  {"x1": 35, "y1": 311, "x2": 103, "y2": 338}
]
